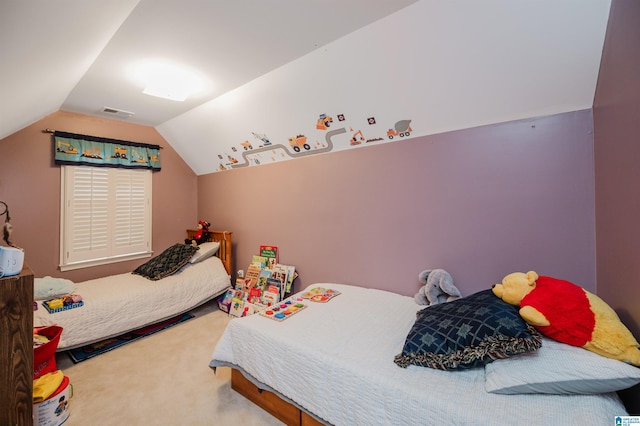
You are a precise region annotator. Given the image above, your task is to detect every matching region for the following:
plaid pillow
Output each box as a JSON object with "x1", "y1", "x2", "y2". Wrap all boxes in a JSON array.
[
  {"x1": 394, "y1": 289, "x2": 542, "y2": 370},
  {"x1": 132, "y1": 244, "x2": 198, "y2": 281}
]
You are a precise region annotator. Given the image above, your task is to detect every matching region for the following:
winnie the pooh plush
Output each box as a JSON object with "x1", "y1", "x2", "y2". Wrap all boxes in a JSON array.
[{"x1": 492, "y1": 271, "x2": 640, "y2": 366}]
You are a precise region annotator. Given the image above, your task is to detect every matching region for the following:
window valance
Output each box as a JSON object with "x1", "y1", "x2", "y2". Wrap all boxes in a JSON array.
[{"x1": 53, "y1": 131, "x2": 161, "y2": 170}]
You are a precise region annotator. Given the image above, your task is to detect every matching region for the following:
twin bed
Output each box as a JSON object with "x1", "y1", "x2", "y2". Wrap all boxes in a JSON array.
[
  {"x1": 210, "y1": 283, "x2": 640, "y2": 425},
  {"x1": 34, "y1": 230, "x2": 232, "y2": 350}
]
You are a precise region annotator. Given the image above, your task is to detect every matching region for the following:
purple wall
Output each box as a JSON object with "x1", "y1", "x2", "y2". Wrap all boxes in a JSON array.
[
  {"x1": 594, "y1": 0, "x2": 640, "y2": 339},
  {"x1": 593, "y1": 0, "x2": 640, "y2": 413},
  {"x1": 199, "y1": 110, "x2": 596, "y2": 298}
]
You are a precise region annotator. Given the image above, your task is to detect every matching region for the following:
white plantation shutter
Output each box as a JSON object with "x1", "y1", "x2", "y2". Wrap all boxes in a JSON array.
[
  {"x1": 113, "y1": 170, "x2": 148, "y2": 254},
  {"x1": 61, "y1": 165, "x2": 151, "y2": 270},
  {"x1": 68, "y1": 167, "x2": 110, "y2": 261}
]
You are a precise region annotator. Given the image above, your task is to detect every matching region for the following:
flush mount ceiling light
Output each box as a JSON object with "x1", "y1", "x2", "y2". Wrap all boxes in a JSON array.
[{"x1": 133, "y1": 60, "x2": 205, "y2": 102}]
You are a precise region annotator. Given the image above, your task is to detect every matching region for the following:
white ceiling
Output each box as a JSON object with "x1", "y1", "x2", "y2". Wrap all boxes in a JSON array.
[
  {"x1": 0, "y1": 0, "x2": 417, "y2": 137},
  {"x1": 1, "y1": 1, "x2": 612, "y2": 176}
]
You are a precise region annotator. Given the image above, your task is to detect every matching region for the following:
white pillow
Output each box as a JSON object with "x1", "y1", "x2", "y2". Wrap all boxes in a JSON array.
[
  {"x1": 189, "y1": 241, "x2": 220, "y2": 264},
  {"x1": 485, "y1": 337, "x2": 640, "y2": 395},
  {"x1": 34, "y1": 276, "x2": 76, "y2": 300}
]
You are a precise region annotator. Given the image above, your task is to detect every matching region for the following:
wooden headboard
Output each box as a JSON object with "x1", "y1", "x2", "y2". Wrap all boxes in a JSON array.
[{"x1": 186, "y1": 229, "x2": 233, "y2": 277}]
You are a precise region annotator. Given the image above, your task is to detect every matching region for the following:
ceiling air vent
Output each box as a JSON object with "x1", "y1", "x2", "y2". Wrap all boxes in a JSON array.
[{"x1": 102, "y1": 106, "x2": 135, "y2": 118}]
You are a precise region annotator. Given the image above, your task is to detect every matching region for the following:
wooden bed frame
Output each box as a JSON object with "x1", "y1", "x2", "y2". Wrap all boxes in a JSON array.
[
  {"x1": 231, "y1": 369, "x2": 324, "y2": 426},
  {"x1": 187, "y1": 229, "x2": 232, "y2": 276},
  {"x1": 231, "y1": 365, "x2": 638, "y2": 422}
]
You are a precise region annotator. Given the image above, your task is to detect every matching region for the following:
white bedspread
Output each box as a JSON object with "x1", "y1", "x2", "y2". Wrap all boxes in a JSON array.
[
  {"x1": 210, "y1": 283, "x2": 628, "y2": 426},
  {"x1": 35, "y1": 256, "x2": 230, "y2": 350}
]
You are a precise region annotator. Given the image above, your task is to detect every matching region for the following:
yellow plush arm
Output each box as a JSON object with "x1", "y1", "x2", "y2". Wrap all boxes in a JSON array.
[{"x1": 519, "y1": 306, "x2": 550, "y2": 327}]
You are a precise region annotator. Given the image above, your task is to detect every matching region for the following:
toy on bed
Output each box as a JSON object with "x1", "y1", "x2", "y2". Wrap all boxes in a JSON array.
[
  {"x1": 414, "y1": 268, "x2": 462, "y2": 306},
  {"x1": 185, "y1": 220, "x2": 210, "y2": 246},
  {"x1": 43, "y1": 294, "x2": 83, "y2": 313},
  {"x1": 492, "y1": 270, "x2": 640, "y2": 366}
]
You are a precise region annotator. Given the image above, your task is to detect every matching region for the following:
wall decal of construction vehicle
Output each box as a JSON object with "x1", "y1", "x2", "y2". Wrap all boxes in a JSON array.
[
  {"x1": 350, "y1": 130, "x2": 365, "y2": 146},
  {"x1": 252, "y1": 132, "x2": 272, "y2": 147},
  {"x1": 56, "y1": 140, "x2": 78, "y2": 155},
  {"x1": 289, "y1": 135, "x2": 310, "y2": 152},
  {"x1": 214, "y1": 116, "x2": 417, "y2": 172},
  {"x1": 229, "y1": 127, "x2": 343, "y2": 169},
  {"x1": 387, "y1": 119, "x2": 412, "y2": 139},
  {"x1": 316, "y1": 113, "x2": 333, "y2": 130}
]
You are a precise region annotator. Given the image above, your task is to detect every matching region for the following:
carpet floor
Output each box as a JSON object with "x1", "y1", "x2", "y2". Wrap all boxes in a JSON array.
[{"x1": 54, "y1": 302, "x2": 284, "y2": 425}]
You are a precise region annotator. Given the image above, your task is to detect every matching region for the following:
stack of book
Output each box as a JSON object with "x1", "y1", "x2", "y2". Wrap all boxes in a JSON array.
[{"x1": 218, "y1": 245, "x2": 298, "y2": 317}]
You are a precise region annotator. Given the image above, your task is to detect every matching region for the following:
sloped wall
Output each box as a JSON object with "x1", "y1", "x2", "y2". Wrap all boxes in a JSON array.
[
  {"x1": 198, "y1": 109, "x2": 596, "y2": 298},
  {"x1": 160, "y1": 0, "x2": 610, "y2": 176}
]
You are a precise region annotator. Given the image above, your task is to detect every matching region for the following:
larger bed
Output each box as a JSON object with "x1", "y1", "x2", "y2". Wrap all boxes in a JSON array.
[
  {"x1": 210, "y1": 283, "x2": 639, "y2": 425},
  {"x1": 35, "y1": 230, "x2": 232, "y2": 350}
]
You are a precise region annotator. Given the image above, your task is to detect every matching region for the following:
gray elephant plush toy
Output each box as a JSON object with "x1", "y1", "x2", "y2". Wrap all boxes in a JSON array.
[{"x1": 414, "y1": 269, "x2": 462, "y2": 306}]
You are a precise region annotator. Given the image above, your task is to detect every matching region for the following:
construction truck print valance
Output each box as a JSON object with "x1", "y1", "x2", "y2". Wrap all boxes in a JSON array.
[{"x1": 53, "y1": 131, "x2": 161, "y2": 170}]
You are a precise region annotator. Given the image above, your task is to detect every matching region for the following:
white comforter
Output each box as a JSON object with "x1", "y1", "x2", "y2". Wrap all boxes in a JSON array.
[
  {"x1": 210, "y1": 283, "x2": 628, "y2": 426},
  {"x1": 35, "y1": 256, "x2": 230, "y2": 350}
]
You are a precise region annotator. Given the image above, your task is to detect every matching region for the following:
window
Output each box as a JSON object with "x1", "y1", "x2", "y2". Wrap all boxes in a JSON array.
[{"x1": 60, "y1": 165, "x2": 152, "y2": 271}]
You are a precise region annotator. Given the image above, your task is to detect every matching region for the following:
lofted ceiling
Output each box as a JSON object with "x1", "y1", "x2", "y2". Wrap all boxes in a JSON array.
[
  {"x1": 0, "y1": 1, "x2": 417, "y2": 138},
  {"x1": 1, "y1": 1, "x2": 611, "y2": 175}
]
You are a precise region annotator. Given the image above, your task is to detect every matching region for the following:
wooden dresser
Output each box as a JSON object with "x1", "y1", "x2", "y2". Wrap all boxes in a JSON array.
[{"x1": 0, "y1": 265, "x2": 34, "y2": 426}]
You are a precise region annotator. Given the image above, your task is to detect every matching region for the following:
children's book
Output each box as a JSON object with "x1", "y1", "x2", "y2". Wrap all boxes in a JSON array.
[
  {"x1": 235, "y1": 277, "x2": 245, "y2": 290},
  {"x1": 286, "y1": 266, "x2": 297, "y2": 293},
  {"x1": 247, "y1": 287, "x2": 263, "y2": 304},
  {"x1": 241, "y1": 303, "x2": 257, "y2": 317},
  {"x1": 266, "y1": 257, "x2": 277, "y2": 269},
  {"x1": 259, "y1": 245, "x2": 279, "y2": 265},
  {"x1": 270, "y1": 264, "x2": 295, "y2": 294},
  {"x1": 257, "y1": 268, "x2": 273, "y2": 290},
  {"x1": 244, "y1": 264, "x2": 262, "y2": 289},
  {"x1": 265, "y1": 277, "x2": 283, "y2": 299},
  {"x1": 272, "y1": 264, "x2": 289, "y2": 290},
  {"x1": 236, "y1": 278, "x2": 253, "y2": 291},
  {"x1": 251, "y1": 255, "x2": 268, "y2": 268},
  {"x1": 261, "y1": 291, "x2": 279, "y2": 307},
  {"x1": 229, "y1": 295, "x2": 245, "y2": 317}
]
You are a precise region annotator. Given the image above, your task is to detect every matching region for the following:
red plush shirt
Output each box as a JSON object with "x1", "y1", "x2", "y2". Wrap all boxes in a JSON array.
[{"x1": 520, "y1": 276, "x2": 595, "y2": 347}]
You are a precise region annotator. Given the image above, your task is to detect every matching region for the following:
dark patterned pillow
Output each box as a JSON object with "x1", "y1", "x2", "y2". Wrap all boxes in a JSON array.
[
  {"x1": 394, "y1": 289, "x2": 542, "y2": 370},
  {"x1": 132, "y1": 244, "x2": 198, "y2": 281}
]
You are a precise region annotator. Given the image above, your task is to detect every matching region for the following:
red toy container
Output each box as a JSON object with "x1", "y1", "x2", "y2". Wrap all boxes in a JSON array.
[{"x1": 34, "y1": 326, "x2": 63, "y2": 379}]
